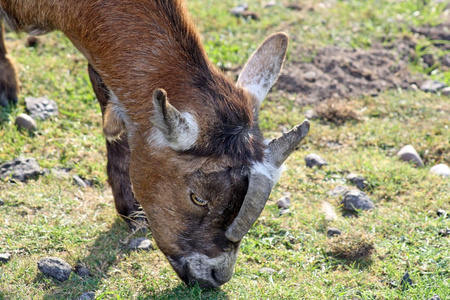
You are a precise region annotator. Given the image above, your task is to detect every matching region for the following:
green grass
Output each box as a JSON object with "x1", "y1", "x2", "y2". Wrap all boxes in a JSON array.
[{"x1": 1, "y1": 0, "x2": 449, "y2": 299}]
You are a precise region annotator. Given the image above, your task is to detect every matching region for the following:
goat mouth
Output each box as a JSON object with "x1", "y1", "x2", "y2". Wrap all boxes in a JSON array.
[{"x1": 166, "y1": 256, "x2": 223, "y2": 289}]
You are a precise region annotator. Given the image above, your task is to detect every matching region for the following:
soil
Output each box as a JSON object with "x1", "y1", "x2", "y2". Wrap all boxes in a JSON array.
[
  {"x1": 411, "y1": 22, "x2": 450, "y2": 51},
  {"x1": 275, "y1": 43, "x2": 422, "y2": 105}
]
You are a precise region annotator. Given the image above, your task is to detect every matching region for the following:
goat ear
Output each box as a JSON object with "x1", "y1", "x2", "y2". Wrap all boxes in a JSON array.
[
  {"x1": 150, "y1": 88, "x2": 199, "y2": 151},
  {"x1": 237, "y1": 33, "x2": 288, "y2": 106}
]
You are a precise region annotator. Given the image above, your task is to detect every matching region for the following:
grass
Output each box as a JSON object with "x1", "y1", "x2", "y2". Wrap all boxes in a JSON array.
[{"x1": 1, "y1": 0, "x2": 449, "y2": 299}]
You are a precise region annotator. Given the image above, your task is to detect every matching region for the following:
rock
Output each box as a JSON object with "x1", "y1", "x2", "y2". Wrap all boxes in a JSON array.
[
  {"x1": 327, "y1": 185, "x2": 348, "y2": 196},
  {"x1": 15, "y1": 113, "x2": 37, "y2": 131},
  {"x1": 437, "y1": 209, "x2": 448, "y2": 218},
  {"x1": 37, "y1": 257, "x2": 72, "y2": 282},
  {"x1": 279, "y1": 208, "x2": 291, "y2": 216},
  {"x1": 75, "y1": 263, "x2": 91, "y2": 278},
  {"x1": 0, "y1": 198, "x2": 4, "y2": 206},
  {"x1": 430, "y1": 164, "x2": 450, "y2": 177},
  {"x1": 441, "y1": 87, "x2": 450, "y2": 96},
  {"x1": 400, "y1": 271, "x2": 412, "y2": 290},
  {"x1": 305, "y1": 153, "x2": 327, "y2": 168},
  {"x1": 25, "y1": 96, "x2": 58, "y2": 120},
  {"x1": 397, "y1": 145, "x2": 424, "y2": 168},
  {"x1": 276, "y1": 196, "x2": 290, "y2": 209},
  {"x1": 442, "y1": 54, "x2": 450, "y2": 67},
  {"x1": 327, "y1": 228, "x2": 342, "y2": 237},
  {"x1": 304, "y1": 109, "x2": 318, "y2": 119},
  {"x1": 0, "y1": 253, "x2": 11, "y2": 262},
  {"x1": 129, "y1": 237, "x2": 152, "y2": 251},
  {"x1": 286, "y1": 4, "x2": 302, "y2": 10},
  {"x1": 78, "y1": 292, "x2": 96, "y2": 300},
  {"x1": 0, "y1": 157, "x2": 42, "y2": 182},
  {"x1": 263, "y1": 1, "x2": 276, "y2": 8},
  {"x1": 438, "y1": 228, "x2": 449, "y2": 237},
  {"x1": 341, "y1": 189, "x2": 374, "y2": 212},
  {"x1": 230, "y1": 4, "x2": 248, "y2": 16},
  {"x1": 73, "y1": 175, "x2": 88, "y2": 188},
  {"x1": 51, "y1": 167, "x2": 71, "y2": 179},
  {"x1": 259, "y1": 267, "x2": 275, "y2": 275},
  {"x1": 321, "y1": 201, "x2": 337, "y2": 221},
  {"x1": 421, "y1": 53, "x2": 435, "y2": 67},
  {"x1": 346, "y1": 173, "x2": 368, "y2": 190},
  {"x1": 241, "y1": 11, "x2": 260, "y2": 20},
  {"x1": 303, "y1": 71, "x2": 317, "y2": 82},
  {"x1": 419, "y1": 80, "x2": 447, "y2": 93},
  {"x1": 428, "y1": 295, "x2": 441, "y2": 300}
]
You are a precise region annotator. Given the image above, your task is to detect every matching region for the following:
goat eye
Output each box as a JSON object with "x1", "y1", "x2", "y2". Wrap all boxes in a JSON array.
[{"x1": 190, "y1": 193, "x2": 208, "y2": 206}]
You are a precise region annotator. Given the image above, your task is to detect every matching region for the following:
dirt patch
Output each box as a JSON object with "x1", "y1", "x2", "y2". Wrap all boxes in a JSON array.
[
  {"x1": 411, "y1": 22, "x2": 450, "y2": 51},
  {"x1": 276, "y1": 45, "x2": 421, "y2": 105}
]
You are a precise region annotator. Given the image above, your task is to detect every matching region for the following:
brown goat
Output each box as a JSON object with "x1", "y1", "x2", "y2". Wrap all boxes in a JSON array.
[{"x1": 0, "y1": 0, "x2": 309, "y2": 288}]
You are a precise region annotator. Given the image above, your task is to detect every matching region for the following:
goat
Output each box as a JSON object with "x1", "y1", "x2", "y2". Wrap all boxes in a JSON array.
[{"x1": 0, "y1": 0, "x2": 309, "y2": 288}]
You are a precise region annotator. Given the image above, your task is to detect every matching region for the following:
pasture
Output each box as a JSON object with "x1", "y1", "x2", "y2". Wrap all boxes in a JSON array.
[{"x1": 0, "y1": 0, "x2": 449, "y2": 299}]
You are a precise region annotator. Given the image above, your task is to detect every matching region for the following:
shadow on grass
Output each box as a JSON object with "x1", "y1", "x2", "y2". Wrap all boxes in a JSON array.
[{"x1": 37, "y1": 218, "x2": 229, "y2": 299}]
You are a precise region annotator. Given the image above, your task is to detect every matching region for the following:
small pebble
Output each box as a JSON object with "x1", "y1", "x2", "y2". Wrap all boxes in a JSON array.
[
  {"x1": 327, "y1": 228, "x2": 342, "y2": 237},
  {"x1": 230, "y1": 4, "x2": 248, "y2": 16},
  {"x1": 428, "y1": 295, "x2": 441, "y2": 300},
  {"x1": 129, "y1": 237, "x2": 153, "y2": 251},
  {"x1": 303, "y1": 71, "x2": 317, "y2": 82},
  {"x1": 397, "y1": 145, "x2": 424, "y2": 168},
  {"x1": 400, "y1": 271, "x2": 413, "y2": 290},
  {"x1": 341, "y1": 189, "x2": 374, "y2": 212},
  {"x1": 276, "y1": 196, "x2": 290, "y2": 209},
  {"x1": 25, "y1": 96, "x2": 58, "y2": 120},
  {"x1": 73, "y1": 175, "x2": 88, "y2": 188},
  {"x1": 305, "y1": 153, "x2": 327, "y2": 168},
  {"x1": 279, "y1": 208, "x2": 290, "y2": 216},
  {"x1": 15, "y1": 113, "x2": 37, "y2": 131},
  {"x1": 429, "y1": 164, "x2": 450, "y2": 177},
  {"x1": 420, "y1": 80, "x2": 447, "y2": 93},
  {"x1": 78, "y1": 292, "x2": 96, "y2": 300},
  {"x1": 441, "y1": 87, "x2": 450, "y2": 96},
  {"x1": 75, "y1": 263, "x2": 91, "y2": 278},
  {"x1": 304, "y1": 109, "x2": 318, "y2": 119},
  {"x1": 37, "y1": 257, "x2": 72, "y2": 282},
  {"x1": 437, "y1": 209, "x2": 448, "y2": 218},
  {"x1": 0, "y1": 253, "x2": 11, "y2": 263},
  {"x1": 259, "y1": 267, "x2": 275, "y2": 275},
  {"x1": 327, "y1": 185, "x2": 348, "y2": 196},
  {"x1": 438, "y1": 228, "x2": 449, "y2": 237},
  {"x1": 0, "y1": 198, "x2": 4, "y2": 206},
  {"x1": 346, "y1": 173, "x2": 368, "y2": 190}
]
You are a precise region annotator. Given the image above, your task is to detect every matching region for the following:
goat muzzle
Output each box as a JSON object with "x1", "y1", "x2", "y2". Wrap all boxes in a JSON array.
[{"x1": 225, "y1": 120, "x2": 310, "y2": 243}]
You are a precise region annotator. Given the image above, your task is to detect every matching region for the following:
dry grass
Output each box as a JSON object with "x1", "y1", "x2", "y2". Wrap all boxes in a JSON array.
[
  {"x1": 326, "y1": 232, "x2": 375, "y2": 261},
  {"x1": 314, "y1": 99, "x2": 362, "y2": 124}
]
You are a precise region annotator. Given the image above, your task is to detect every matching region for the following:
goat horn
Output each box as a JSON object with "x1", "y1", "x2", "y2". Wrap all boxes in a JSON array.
[
  {"x1": 268, "y1": 120, "x2": 310, "y2": 168},
  {"x1": 225, "y1": 120, "x2": 310, "y2": 243}
]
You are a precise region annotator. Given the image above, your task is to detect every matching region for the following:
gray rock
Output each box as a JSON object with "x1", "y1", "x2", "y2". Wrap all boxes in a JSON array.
[
  {"x1": 129, "y1": 237, "x2": 152, "y2": 251},
  {"x1": 0, "y1": 253, "x2": 11, "y2": 262},
  {"x1": 304, "y1": 109, "x2": 318, "y2": 119},
  {"x1": 259, "y1": 267, "x2": 275, "y2": 275},
  {"x1": 303, "y1": 71, "x2": 317, "y2": 82},
  {"x1": 37, "y1": 257, "x2": 72, "y2": 282},
  {"x1": 73, "y1": 175, "x2": 88, "y2": 188},
  {"x1": 0, "y1": 157, "x2": 42, "y2": 182},
  {"x1": 230, "y1": 4, "x2": 248, "y2": 16},
  {"x1": 305, "y1": 153, "x2": 327, "y2": 168},
  {"x1": 75, "y1": 264, "x2": 91, "y2": 278},
  {"x1": 15, "y1": 113, "x2": 37, "y2": 131},
  {"x1": 429, "y1": 295, "x2": 441, "y2": 300},
  {"x1": 327, "y1": 185, "x2": 348, "y2": 196},
  {"x1": 78, "y1": 292, "x2": 96, "y2": 300},
  {"x1": 441, "y1": 87, "x2": 450, "y2": 96},
  {"x1": 276, "y1": 196, "x2": 290, "y2": 209},
  {"x1": 279, "y1": 208, "x2": 291, "y2": 216},
  {"x1": 437, "y1": 209, "x2": 448, "y2": 218},
  {"x1": 400, "y1": 271, "x2": 412, "y2": 290},
  {"x1": 438, "y1": 228, "x2": 449, "y2": 237},
  {"x1": 25, "y1": 96, "x2": 58, "y2": 120},
  {"x1": 429, "y1": 164, "x2": 450, "y2": 177},
  {"x1": 346, "y1": 173, "x2": 368, "y2": 190},
  {"x1": 327, "y1": 228, "x2": 342, "y2": 237},
  {"x1": 420, "y1": 80, "x2": 447, "y2": 93},
  {"x1": 397, "y1": 145, "x2": 424, "y2": 168},
  {"x1": 341, "y1": 189, "x2": 374, "y2": 212},
  {"x1": 442, "y1": 54, "x2": 450, "y2": 67}
]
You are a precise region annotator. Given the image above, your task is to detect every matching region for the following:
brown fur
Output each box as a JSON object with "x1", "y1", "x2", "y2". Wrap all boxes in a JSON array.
[
  {"x1": 0, "y1": 0, "x2": 282, "y2": 287},
  {"x1": 0, "y1": 22, "x2": 18, "y2": 106}
]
